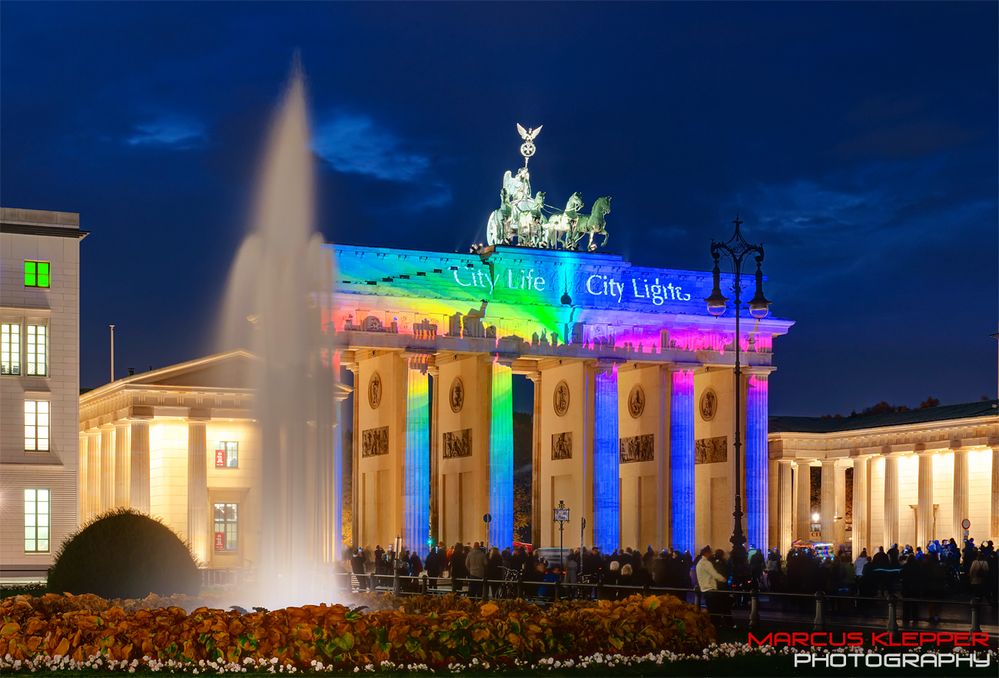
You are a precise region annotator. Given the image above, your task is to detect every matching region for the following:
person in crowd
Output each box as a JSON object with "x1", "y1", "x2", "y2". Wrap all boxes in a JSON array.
[
  {"x1": 424, "y1": 545, "x2": 442, "y2": 590},
  {"x1": 466, "y1": 541, "x2": 487, "y2": 596},
  {"x1": 450, "y1": 543, "x2": 467, "y2": 593},
  {"x1": 696, "y1": 546, "x2": 732, "y2": 627},
  {"x1": 969, "y1": 550, "x2": 990, "y2": 599},
  {"x1": 486, "y1": 546, "x2": 503, "y2": 597}
]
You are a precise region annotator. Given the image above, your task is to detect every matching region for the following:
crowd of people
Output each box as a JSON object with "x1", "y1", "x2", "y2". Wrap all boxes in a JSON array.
[{"x1": 345, "y1": 536, "x2": 997, "y2": 626}]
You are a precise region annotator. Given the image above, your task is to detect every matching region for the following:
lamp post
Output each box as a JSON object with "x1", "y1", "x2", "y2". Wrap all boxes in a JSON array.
[
  {"x1": 553, "y1": 500, "x2": 570, "y2": 570},
  {"x1": 705, "y1": 216, "x2": 771, "y2": 579}
]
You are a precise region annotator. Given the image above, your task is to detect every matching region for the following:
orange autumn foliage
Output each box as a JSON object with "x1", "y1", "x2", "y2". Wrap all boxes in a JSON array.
[{"x1": 0, "y1": 593, "x2": 715, "y2": 670}]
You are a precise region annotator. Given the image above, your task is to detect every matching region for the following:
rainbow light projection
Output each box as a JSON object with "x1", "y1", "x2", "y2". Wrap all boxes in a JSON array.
[
  {"x1": 745, "y1": 374, "x2": 769, "y2": 550},
  {"x1": 404, "y1": 368, "x2": 430, "y2": 558},
  {"x1": 489, "y1": 362, "x2": 514, "y2": 549},
  {"x1": 325, "y1": 245, "x2": 782, "y2": 361},
  {"x1": 593, "y1": 366, "x2": 620, "y2": 553},
  {"x1": 670, "y1": 369, "x2": 695, "y2": 555}
]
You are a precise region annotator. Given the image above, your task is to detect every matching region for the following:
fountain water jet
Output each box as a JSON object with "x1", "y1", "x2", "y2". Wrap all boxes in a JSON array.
[{"x1": 219, "y1": 62, "x2": 340, "y2": 607}]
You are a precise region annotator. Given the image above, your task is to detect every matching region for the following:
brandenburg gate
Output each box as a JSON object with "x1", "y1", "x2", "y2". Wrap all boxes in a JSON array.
[{"x1": 332, "y1": 126, "x2": 793, "y2": 557}]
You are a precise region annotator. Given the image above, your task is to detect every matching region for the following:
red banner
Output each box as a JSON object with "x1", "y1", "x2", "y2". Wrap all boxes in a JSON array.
[
  {"x1": 215, "y1": 449, "x2": 225, "y2": 467},
  {"x1": 214, "y1": 532, "x2": 225, "y2": 551}
]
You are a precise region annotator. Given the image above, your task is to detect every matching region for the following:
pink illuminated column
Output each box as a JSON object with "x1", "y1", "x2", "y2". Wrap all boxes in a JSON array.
[
  {"x1": 745, "y1": 373, "x2": 769, "y2": 550},
  {"x1": 669, "y1": 369, "x2": 695, "y2": 554}
]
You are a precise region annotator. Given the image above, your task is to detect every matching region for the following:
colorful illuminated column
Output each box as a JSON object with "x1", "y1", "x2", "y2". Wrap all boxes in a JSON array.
[
  {"x1": 332, "y1": 379, "x2": 349, "y2": 564},
  {"x1": 745, "y1": 373, "x2": 769, "y2": 550},
  {"x1": 489, "y1": 361, "x2": 514, "y2": 550},
  {"x1": 404, "y1": 364, "x2": 430, "y2": 558},
  {"x1": 593, "y1": 363, "x2": 620, "y2": 553},
  {"x1": 669, "y1": 369, "x2": 695, "y2": 555}
]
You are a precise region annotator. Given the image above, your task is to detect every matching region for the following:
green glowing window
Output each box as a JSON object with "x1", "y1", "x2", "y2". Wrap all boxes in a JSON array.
[
  {"x1": 213, "y1": 503, "x2": 238, "y2": 551},
  {"x1": 24, "y1": 261, "x2": 51, "y2": 288},
  {"x1": 1, "y1": 323, "x2": 20, "y2": 375},
  {"x1": 24, "y1": 488, "x2": 50, "y2": 553}
]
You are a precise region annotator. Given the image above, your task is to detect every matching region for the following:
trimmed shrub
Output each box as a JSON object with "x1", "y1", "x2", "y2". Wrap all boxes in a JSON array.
[{"x1": 46, "y1": 509, "x2": 200, "y2": 599}]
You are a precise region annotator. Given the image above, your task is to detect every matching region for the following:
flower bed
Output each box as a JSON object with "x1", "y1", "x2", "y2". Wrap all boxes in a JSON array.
[{"x1": 0, "y1": 593, "x2": 714, "y2": 671}]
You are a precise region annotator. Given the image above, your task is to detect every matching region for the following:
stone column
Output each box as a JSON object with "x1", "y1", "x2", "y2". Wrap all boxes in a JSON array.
[
  {"x1": 834, "y1": 464, "x2": 847, "y2": 546},
  {"x1": 952, "y1": 448, "x2": 968, "y2": 540},
  {"x1": 78, "y1": 433, "x2": 88, "y2": 524},
  {"x1": 916, "y1": 450, "x2": 934, "y2": 547},
  {"x1": 852, "y1": 457, "x2": 869, "y2": 557},
  {"x1": 795, "y1": 461, "x2": 812, "y2": 539},
  {"x1": 489, "y1": 361, "x2": 514, "y2": 550},
  {"x1": 669, "y1": 368, "x2": 695, "y2": 554},
  {"x1": 86, "y1": 431, "x2": 100, "y2": 520},
  {"x1": 778, "y1": 460, "x2": 793, "y2": 555},
  {"x1": 991, "y1": 446, "x2": 999, "y2": 540},
  {"x1": 403, "y1": 364, "x2": 430, "y2": 558},
  {"x1": 347, "y1": 364, "x2": 360, "y2": 549},
  {"x1": 528, "y1": 372, "x2": 542, "y2": 548},
  {"x1": 745, "y1": 373, "x2": 769, "y2": 550},
  {"x1": 820, "y1": 459, "x2": 836, "y2": 543},
  {"x1": 99, "y1": 426, "x2": 114, "y2": 513},
  {"x1": 795, "y1": 461, "x2": 813, "y2": 539},
  {"x1": 428, "y1": 365, "x2": 440, "y2": 548},
  {"x1": 593, "y1": 363, "x2": 620, "y2": 553},
  {"x1": 187, "y1": 420, "x2": 209, "y2": 563},
  {"x1": 330, "y1": 377, "x2": 351, "y2": 564},
  {"x1": 114, "y1": 422, "x2": 129, "y2": 507},
  {"x1": 884, "y1": 454, "x2": 900, "y2": 548},
  {"x1": 129, "y1": 420, "x2": 151, "y2": 514}
]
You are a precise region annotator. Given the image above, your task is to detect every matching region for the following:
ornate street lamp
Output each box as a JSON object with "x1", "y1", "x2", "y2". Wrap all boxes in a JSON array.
[
  {"x1": 706, "y1": 217, "x2": 770, "y2": 578},
  {"x1": 552, "y1": 500, "x2": 570, "y2": 570}
]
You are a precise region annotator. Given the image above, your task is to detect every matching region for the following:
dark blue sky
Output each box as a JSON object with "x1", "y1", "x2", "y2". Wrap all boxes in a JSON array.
[{"x1": 2, "y1": 2, "x2": 995, "y2": 415}]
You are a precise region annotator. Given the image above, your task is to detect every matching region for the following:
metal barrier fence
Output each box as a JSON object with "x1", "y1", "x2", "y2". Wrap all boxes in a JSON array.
[{"x1": 341, "y1": 571, "x2": 998, "y2": 634}]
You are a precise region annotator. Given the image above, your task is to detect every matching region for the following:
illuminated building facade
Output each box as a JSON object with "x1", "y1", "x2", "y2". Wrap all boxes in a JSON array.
[
  {"x1": 333, "y1": 243, "x2": 792, "y2": 555},
  {"x1": 72, "y1": 244, "x2": 999, "y2": 571},
  {"x1": 769, "y1": 401, "x2": 999, "y2": 556},
  {"x1": 1, "y1": 208, "x2": 86, "y2": 579}
]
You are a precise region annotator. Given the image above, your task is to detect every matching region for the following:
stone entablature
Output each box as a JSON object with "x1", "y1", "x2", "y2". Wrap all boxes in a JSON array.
[{"x1": 769, "y1": 416, "x2": 999, "y2": 461}]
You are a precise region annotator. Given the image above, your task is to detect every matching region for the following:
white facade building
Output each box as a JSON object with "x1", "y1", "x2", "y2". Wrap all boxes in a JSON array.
[{"x1": 0, "y1": 207, "x2": 86, "y2": 580}]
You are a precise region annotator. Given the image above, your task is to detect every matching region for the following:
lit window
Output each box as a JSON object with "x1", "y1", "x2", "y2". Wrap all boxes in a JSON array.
[
  {"x1": 26, "y1": 325, "x2": 47, "y2": 376},
  {"x1": 24, "y1": 489, "x2": 50, "y2": 553},
  {"x1": 24, "y1": 400, "x2": 50, "y2": 451},
  {"x1": 1, "y1": 323, "x2": 20, "y2": 375},
  {"x1": 213, "y1": 503, "x2": 238, "y2": 551},
  {"x1": 24, "y1": 261, "x2": 51, "y2": 288},
  {"x1": 214, "y1": 441, "x2": 238, "y2": 468}
]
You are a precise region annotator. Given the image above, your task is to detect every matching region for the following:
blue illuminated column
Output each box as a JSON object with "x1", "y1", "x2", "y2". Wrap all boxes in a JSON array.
[
  {"x1": 593, "y1": 364, "x2": 620, "y2": 553},
  {"x1": 489, "y1": 361, "x2": 514, "y2": 550},
  {"x1": 670, "y1": 369, "x2": 695, "y2": 555},
  {"x1": 404, "y1": 364, "x2": 430, "y2": 558},
  {"x1": 745, "y1": 373, "x2": 769, "y2": 551}
]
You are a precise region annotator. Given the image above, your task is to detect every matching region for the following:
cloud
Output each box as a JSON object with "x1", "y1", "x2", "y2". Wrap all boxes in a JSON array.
[
  {"x1": 313, "y1": 112, "x2": 432, "y2": 182},
  {"x1": 126, "y1": 116, "x2": 206, "y2": 148}
]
